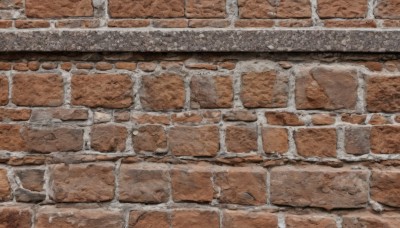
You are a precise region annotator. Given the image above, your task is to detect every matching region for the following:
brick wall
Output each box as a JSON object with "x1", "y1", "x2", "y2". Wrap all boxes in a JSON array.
[
  {"x1": 0, "y1": 52, "x2": 399, "y2": 227},
  {"x1": 2, "y1": 0, "x2": 400, "y2": 29}
]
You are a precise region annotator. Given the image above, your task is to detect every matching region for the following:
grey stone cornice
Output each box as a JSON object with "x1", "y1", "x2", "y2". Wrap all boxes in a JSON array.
[{"x1": 1, "y1": 29, "x2": 399, "y2": 52}]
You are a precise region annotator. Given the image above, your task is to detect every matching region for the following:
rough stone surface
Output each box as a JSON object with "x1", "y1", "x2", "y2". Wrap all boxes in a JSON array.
[
  {"x1": 3, "y1": 30, "x2": 400, "y2": 52},
  {"x1": 225, "y1": 125, "x2": 258, "y2": 153},
  {"x1": 109, "y1": 0, "x2": 184, "y2": 18},
  {"x1": 375, "y1": 0, "x2": 400, "y2": 19},
  {"x1": 0, "y1": 76, "x2": 8, "y2": 105},
  {"x1": 171, "y1": 165, "x2": 214, "y2": 202},
  {"x1": 345, "y1": 127, "x2": 370, "y2": 155},
  {"x1": 15, "y1": 169, "x2": 44, "y2": 192},
  {"x1": 241, "y1": 71, "x2": 288, "y2": 108},
  {"x1": 223, "y1": 110, "x2": 257, "y2": 122},
  {"x1": 140, "y1": 74, "x2": 185, "y2": 111},
  {"x1": 223, "y1": 210, "x2": 278, "y2": 228},
  {"x1": 286, "y1": 215, "x2": 337, "y2": 228},
  {"x1": 91, "y1": 124, "x2": 128, "y2": 152},
  {"x1": 35, "y1": 207, "x2": 124, "y2": 228},
  {"x1": 169, "y1": 126, "x2": 219, "y2": 156},
  {"x1": 0, "y1": 206, "x2": 32, "y2": 228},
  {"x1": 129, "y1": 211, "x2": 170, "y2": 228},
  {"x1": 119, "y1": 163, "x2": 169, "y2": 203},
  {"x1": 371, "y1": 126, "x2": 400, "y2": 154},
  {"x1": 0, "y1": 124, "x2": 26, "y2": 151},
  {"x1": 265, "y1": 112, "x2": 304, "y2": 126},
  {"x1": 295, "y1": 128, "x2": 337, "y2": 157},
  {"x1": 270, "y1": 166, "x2": 369, "y2": 210},
  {"x1": 26, "y1": 0, "x2": 93, "y2": 18},
  {"x1": 71, "y1": 74, "x2": 133, "y2": 109},
  {"x1": 12, "y1": 74, "x2": 64, "y2": 107},
  {"x1": 367, "y1": 76, "x2": 400, "y2": 113},
  {"x1": 296, "y1": 66, "x2": 358, "y2": 110},
  {"x1": 262, "y1": 127, "x2": 289, "y2": 154},
  {"x1": 0, "y1": 169, "x2": 11, "y2": 201},
  {"x1": 371, "y1": 169, "x2": 400, "y2": 207},
  {"x1": 132, "y1": 125, "x2": 167, "y2": 153},
  {"x1": 50, "y1": 163, "x2": 115, "y2": 203},
  {"x1": 342, "y1": 213, "x2": 400, "y2": 227},
  {"x1": 23, "y1": 127, "x2": 83, "y2": 153},
  {"x1": 172, "y1": 210, "x2": 219, "y2": 228},
  {"x1": 318, "y1": 0, "x2": 368, "y2": 18},
  {"x1": 186, "y1": 0, "x2": 226, "y2": 18},
  {"x1": 190, "y1": 75, "x2": 233, "y2": 109},
  {"x1": 215, "y1": 166, "x2": 267, "y2": 205}
]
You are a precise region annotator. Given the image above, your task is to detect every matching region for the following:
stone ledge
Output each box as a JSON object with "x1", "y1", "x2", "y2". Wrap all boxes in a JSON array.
[{"x1": 1, "y1": 29, "x2": 400, "y2": 52}]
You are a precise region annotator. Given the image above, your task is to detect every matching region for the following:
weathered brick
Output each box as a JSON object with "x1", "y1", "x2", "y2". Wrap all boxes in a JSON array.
[
  {"x1": 286, "y1": 214, "x2": 337, "y2": 228},
  {"x1": 241, "y1": 71, "x2": 288, "y2": 108},
  {"x1": 169, "y1": 126, "x2": 219, "y2": 156},
  {"x1": 225, "y1": 125, "x2": 258, "y2": 153},
  {"x1": 375, "y1": 0, "x2": 400, "y2": 19},
  {"x1": 0, "y1": 76, "x2": 8, "y2": 105},
  {"x1": 238, "y1": 0, "x2": 275, "y2": 18},
  {"x1": 12, "y1": 74, "x2": 64, "y2": 107},
  {"x1": 172, "y1": 210, "x2": 219, "y2": 228},
  {"x1": 72, "y1": 74, "x2": 133, "y2": 108},
  {"x1": 15, "y1": 169, "x2": 44, "y2": 192},
  {"x1": 91, "y1": 124, "x2": 128, "y2": 152},
  {"x1": 0, "y1": 108, "x2": 31, "y2": 121},
  {"x1": 270, "y1": 166, "x2": 369, "y2": 210},
  {"x1": 238, "y1": 0, "x2": 311, "y2": 18},
  {"x1": 140, "y1": 74, "x2": 185, "y2": 111},
  {"x1": 296, "y1": 66, "x2": 358, "y2": 110},
  {"x1": 277, "y1": 0, "x2": 312, "y2": 18},
  {"x1": 341, "y1": 113, "x2": 367, "y2": 124},
  {"x1": 153, "y1": 19, "x2": 188, "y2": 28},
  {"x1": 345, "y1": 127, "x2": 370, "y2": 155},
  {"x1": 26, "y1": 0, "x2": 93, "y2": 18},
  {"x1": 342, "y1": 212, "x2": 400, "y2": 227},
  {"x1": 371, "y1": 169, "x2": 400, "y2": 207},
  {"x1": 50, "y1": 163, "x2": 115, "y2": 203},
  {"x1": 369, "y1": 114, "x2": 390, "y2": 125},
  {"x1": 371, "y1": 126, "x2": 400, "y2": 154},
  {"x1": 0, "y1": 169, "x2": 11, "y2": 201},
  {"x1": 15, "y1": 20, "x2": 50, "y2": 29},
  {"x1": 35, "y1": 207, "x2": 124, "y2": 228},
  {"x1": 295, "y1": 128, "x2": 337, "y2": 157},
  {"x1": 129, "y1": 211, "x2": 170, "y2": 228},
  {"x1": 171, "y1": 165, "x2": 214, "y2": 202},
  {"x1": 119, "y1": 163, "x2": 169, "y2": 203},
  {"x1": 0, "y1": 124, "x2": 26, "y2": 151},
  {"x1": 223, "y1": 110, "x2": 257, "y2": 122},
  {"x1": 109, "y1": 0, "x2": 185, "y2": 18},
  {"x1": 191, "y1": 75, "x2": 233, "y2": 109},
  {"x1": 223, "y1": 210, "x2": 278, "y2": 228},
  {"x1": 265, "y1": 112, "x2": 304, "y2": 126},
  {"x1": 30, "y1": 108, "x2": 88, "y2": 122},
  {"x1": 0, "y1": 206, "x2": 32, "y2": 228},
  {"x1": 131, "y1": 112, "x2": 170, "y2": 125},
  {"x1": 108, "y1": 19, "x2": 151, "y2": 28},
  {"x1": 23, "y1": 127, "x2": 83, "y2": 153},
  {"x1": 0, "y1": 0, "x2": 22, "y2": 9},
  {"x1": 215, "y1": 166, "x2": 267, "y2": 205},
  {"x1": 186, "y1": 0, "x2": 226, "y2": 18},
  {"x1": 366, "y1": 76, "x2": 400, "y2": 113},
  {"x1": 189, "y1": 19, "x2": 230, "y2": 28},
  {"x1": 318, "y1": 0, "x2": 368, "y2": 18},
  {"x1": 311, "y1": 114, "x2": 336, "y2": 125},
  {"x1": 133, "y1": 125, "x2": 167, "y2": 153},
  {"x1": 262, "y1": 127, "x2": 289, "y2": 154}
]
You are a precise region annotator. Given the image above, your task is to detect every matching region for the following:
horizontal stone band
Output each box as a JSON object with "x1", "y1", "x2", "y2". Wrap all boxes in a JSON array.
[{"x1": 1, "y1": 29, "x2": 400, "y2": 52}]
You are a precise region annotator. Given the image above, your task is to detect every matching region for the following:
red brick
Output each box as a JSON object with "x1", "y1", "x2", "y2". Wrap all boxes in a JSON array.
[
  {"x1": 140, "y1": 74, "x2": 185, "y2": 111},
  {"x1": 215, "y1": 166, "x2": 267, "y2": 205},
  {"x1": 26, "y1": 0, "x2": 93, "y2": 18},
  {"x1": 375, "y1": 0, "x2": 400, "y2": 19},
  {"x1": 324, "y1": 19, "x2": 377, "y2": 28},
  {"x1": 119, "y1": 163, "x2": 169, "y2": 203},
  {"x1": 15, "y1": 20, "x2": 50, "y2": 29},
  {"x1": 225, "y1": 125, "x2": 258, "y2": 153},
  {"x1": 0, "y1": 108, "x2": 31, "y2": 121},
  {"x1": 367, "y1": 76, "x2": 400, "y2": 113},
  {"x1": 138, "y1": 62, "x2": 157, "y2": 72},
  {"x1": 270, "y1": 166, "x2": 369, "y2": 210},
  {"x1": 0, "y1": 76, "x2": 8, "y2": 105},
  {"x1": 0, "y1": 169, "x2": 11, "y2": 201},
  {"x1": 109, "y1": 0, "x2": 184, "y2": 18},
  {"x1": 129, "y1": 211, "x2": 170, "y2": 228},
  {"x1": 317, "y1": 0, "x2": 368, "y2": 18},
  {"x1": 171, "y1": 165, "x2": 214, "y2": 202},
  {"x1": 295, "y1": 128, "x2": 337, "y2": 157},
  {"x1": 342, "y1": 212, "x2": 400, "y2": 227},
  {"x1": 50, "y1": 163, "x2": 115, "y2": 203},
  {"x1": 189, "y1": 19, "x2": 230, "y2": 28},
  {"x1": 371, "y1": 126, "x2": 400, "y2": 154},
  {"x1": 15, "y1": 169, "x2": 44, "y2": 192},
  {"x1": 191, "y1": 75, "x2": 233, "y2": 108},
  {"x1": 241, "y1": 71, "x2": 288, "y2": 108},
  {"x1": 132, "y1": 125, "x2": 167, "y2": 153},
  {"x1": 262, "y1": 127, "x2": 289, "y2": 154},
  {"x1": 91, "y1": 124, "x2": 128, "y2": 152},
  {"x1": 169, "y1": 126, "x2": 219, "y2": 156},
  {"x1": 12, "y1": 74, "x2": 64, "y2": 107},
  {"x1": 186, "y1": 0, "x2": 226, "y2": 18},
  {"x1": 345, "y1": 127, "x2": 370, "y2": 155},
  {"x1": 172, "y1": 210, "x2": 219, "y2": 228},
  {"x1": 56, "y1": 19, "x2": 100, "y2": 28},
  {"x1": 36, "y1": 207, "x2": 123, "y2": 228},
  {"x1": 0, "y1": 124, "x2": 26, "y2": 151},
  {"x1": 153, "y1": 19, "x2": 188, "y2": 28},
  {"x1": 108, "y1": 19, "x2": 150, "y2": 28},
  {"x1": 311, "y1": 114, "x2": 336, "y2": 125},
  {"x1": 223, "y1": 210, "x2": 278, "y2": 227},
  {"x1": 0, "y1": 206, "x2": 32, "y2": 228},
  {"x1": 131, "y1": 112, "x2": 170, "y2": 125},
  {"x1": 286, "y1": 214, "x2": 337, "y2": 228},
  {"x1": 71, "y1": 74, "x2": 133, "y2": 109},
  {"x1": 371, "y1": 169, "x2": 400, "y2": 207},
  {"x1": 266, "y1": 112, "x2": 304, "y2": 126},
  {"x1": 223, "y1": 110, "x2": 257, "y2": 122}
]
